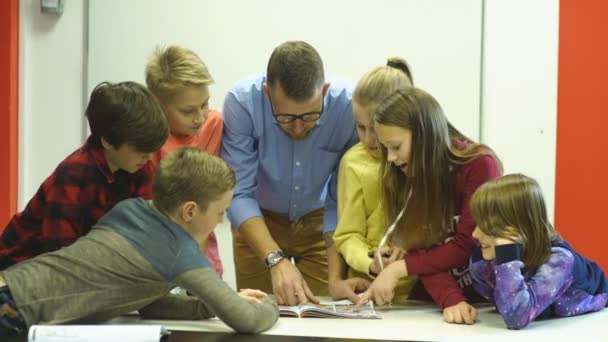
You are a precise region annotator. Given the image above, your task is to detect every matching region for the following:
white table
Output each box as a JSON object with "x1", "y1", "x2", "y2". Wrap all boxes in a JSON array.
[{"x1": 108, "y1": 300, "x2": 608, "y2": 341}]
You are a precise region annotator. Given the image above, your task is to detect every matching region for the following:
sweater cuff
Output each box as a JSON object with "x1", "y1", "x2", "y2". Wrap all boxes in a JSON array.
[
  {"x1": 441, "y1": 291, "x2": 468, "y2": 309},
  {"x1": 471, "y1": 247, "x2": 484, "y2": 262},
  {"x1": 353, "y1": 255, "x2": 374, "y2": 278},
  {"x1": 404, "y1": 255, "x2": 424, "y2": 276},
  {"x1": 495, "y1": 243, "x2": 521, "y2": 265}
]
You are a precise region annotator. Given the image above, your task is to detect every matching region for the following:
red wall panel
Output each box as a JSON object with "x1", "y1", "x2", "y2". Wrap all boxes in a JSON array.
[
  {"x1": 556, "y1": 0, "x2": 608, "y2": 270},
  {"x1": 0, "y1": 0, "x2": 19, "y2": 229}
]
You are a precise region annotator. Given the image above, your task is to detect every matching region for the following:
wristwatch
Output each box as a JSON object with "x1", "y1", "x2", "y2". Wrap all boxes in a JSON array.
[{"x1": 264, "y1": 250, "x2": 287, "y2": 269}]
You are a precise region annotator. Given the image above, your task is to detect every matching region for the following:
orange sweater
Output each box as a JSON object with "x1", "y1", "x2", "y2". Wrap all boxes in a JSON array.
[{"x1": 151, "y1": 110, "x2": 224, "y2": 277}]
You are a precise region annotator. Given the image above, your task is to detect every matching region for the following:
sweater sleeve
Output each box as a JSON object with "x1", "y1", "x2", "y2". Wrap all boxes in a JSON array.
[
  {"x1": 553, "y1": 287, "x2": 608, "y2": 317},
  {"x1": 493, "y1": 244, "x2": 574, "y2": 329},
  {"x1": 405, "y1": 155, "x2": 500, "y2": 276},
  {"x1": 323, "y1": 124, "x2": 359, "y2": 233},
  {"x1": 333, "y1": 155, "x2": 373, "y2": 275},
  {"x1": 419, "y1": 271, "x2": 467, "y2": 309},
  {"x1": 175, "y1": 268, "x2": 279, "y2": 334},
  {"x1": 468, "y1": 247, "x2": 496, "y2": 301},
  {"x1": 138, "y1": 293, "x2": 215, "y2": 320}
]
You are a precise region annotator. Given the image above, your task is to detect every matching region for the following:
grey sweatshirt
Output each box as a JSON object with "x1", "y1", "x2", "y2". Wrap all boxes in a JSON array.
[{"x1": 1, "y1": 198, "x2": 278, "y2": 334}]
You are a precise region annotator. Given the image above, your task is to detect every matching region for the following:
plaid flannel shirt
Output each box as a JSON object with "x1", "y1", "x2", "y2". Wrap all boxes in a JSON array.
[{"x1": 0, "y1": 137, "x2": 154, "y2": 269}]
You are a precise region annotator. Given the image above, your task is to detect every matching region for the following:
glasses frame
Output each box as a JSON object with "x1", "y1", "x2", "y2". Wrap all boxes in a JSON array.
[{"x1": 268, "y1": 94, "x2": 325, "y2": 124}]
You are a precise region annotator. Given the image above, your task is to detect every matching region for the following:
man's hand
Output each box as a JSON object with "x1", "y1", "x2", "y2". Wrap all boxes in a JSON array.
[
  {"x1": 270, "y1": 259, "x2": 319, "y2": 306},
  {"x1": 238, "y1": 288, "x2": 268, "y2": 304},
  {"x1": 369, "y1": 246, "x2": 406, "y2": 275},
  {"x1": 356, "y1": 260, "x2": 406, "y2": 307},
  {"x1": 443, "y1": 301, "x2": 477, "y2": 325},
  {"x1": 329, "y1": 277, "x2": 371, "y2": 303}
]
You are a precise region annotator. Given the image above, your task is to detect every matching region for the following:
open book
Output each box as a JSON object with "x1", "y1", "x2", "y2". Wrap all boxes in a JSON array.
[
  {"x1": 27, "y1": 324, "x2": 169, "y2": 342},
  {"x1": 279, "y1": 299, "x2": 380, "y2": 319}
]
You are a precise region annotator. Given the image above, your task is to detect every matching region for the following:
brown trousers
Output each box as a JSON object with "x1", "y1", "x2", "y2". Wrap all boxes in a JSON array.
[{"x1": 232, "y1": 209, "x2": 329, "y2": 295}]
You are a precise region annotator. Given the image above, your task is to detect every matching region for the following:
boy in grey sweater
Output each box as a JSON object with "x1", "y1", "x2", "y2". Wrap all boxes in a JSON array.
[{"x1": 0, "y1": 147, "x2": 279, "y2": 335}]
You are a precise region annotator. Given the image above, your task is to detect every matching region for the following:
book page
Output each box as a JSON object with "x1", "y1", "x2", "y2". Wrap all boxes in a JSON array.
[
  {"x1": 27, "y1": 324, "x2": 169, "y2": 342},
  {"x1": 303, "y1": 301, "x2": 379, "y2": 319},
  {"x1": 278, "y1": 305, "x2": 303, "y2": 317},
  {"x1": 279, "y1": 300, "x2": 379, "y2": 319}
]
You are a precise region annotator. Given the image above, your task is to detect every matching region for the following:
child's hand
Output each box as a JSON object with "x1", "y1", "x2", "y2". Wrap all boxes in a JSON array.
[
  {"x1": 357, "y1": 261, "x2": 406, "y2": 307},
  {"x1": 238, "y1": 288, "x2": 267, "y2": 304},
  {"x1": 329, "y1": 277, "x2": 371, "y2": 304},
  {"x1": 369, "y1": 246, "x2": 406, "y2": 275},
  {"x1": 443, "y1": 301, "x2": 477, "y2": 325}
]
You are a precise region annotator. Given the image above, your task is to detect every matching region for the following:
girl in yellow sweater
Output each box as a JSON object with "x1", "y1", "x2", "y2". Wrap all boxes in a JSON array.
[{"x1": 331, "y1": 58, "x2": 417, "y2": 302}]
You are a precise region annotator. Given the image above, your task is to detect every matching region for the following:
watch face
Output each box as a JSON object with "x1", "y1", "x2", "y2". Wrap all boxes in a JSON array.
[
  {"x1": 266, "y1": 251, "x2": 285, "y2": 267},
  {"x1": 269, "y1": 253, "x2": 282, "y2": 264}
]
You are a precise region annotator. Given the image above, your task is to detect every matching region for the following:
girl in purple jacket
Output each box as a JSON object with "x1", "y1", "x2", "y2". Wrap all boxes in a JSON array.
[{"x1": 469, "y1": 174, "x2": 607, "y2": 329}]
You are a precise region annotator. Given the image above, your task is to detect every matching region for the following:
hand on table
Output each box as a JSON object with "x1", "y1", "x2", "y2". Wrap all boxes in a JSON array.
[{"x1": 271, "y1": 259, "x2": 319, "y2": 305}]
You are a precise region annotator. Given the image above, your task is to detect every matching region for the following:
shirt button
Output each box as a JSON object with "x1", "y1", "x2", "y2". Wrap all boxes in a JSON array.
[
  {"x1": 294, "y1": 186, "x2": 300, "y2": 191},
  {"x1": 295, "y1": 161, "x2": 301, "y2": 166}
]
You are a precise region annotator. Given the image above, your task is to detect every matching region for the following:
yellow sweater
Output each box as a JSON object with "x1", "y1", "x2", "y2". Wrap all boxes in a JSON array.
[
  {"x1": 334, "y1": 143, "x2": 416, "y2": 296},
  {"x1": 334, "y1": 143, "x2": 385, "y2": 275}
]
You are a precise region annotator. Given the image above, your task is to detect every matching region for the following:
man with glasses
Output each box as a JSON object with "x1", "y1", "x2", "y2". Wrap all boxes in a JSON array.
[{"x1": 221, "y1": 41, "x2": 359, "y2": 306}]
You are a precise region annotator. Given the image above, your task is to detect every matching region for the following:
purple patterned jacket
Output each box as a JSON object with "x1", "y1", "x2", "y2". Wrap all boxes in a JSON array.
[{"x1": 469, "y1": 242, "x2": 608, "y2": 329}]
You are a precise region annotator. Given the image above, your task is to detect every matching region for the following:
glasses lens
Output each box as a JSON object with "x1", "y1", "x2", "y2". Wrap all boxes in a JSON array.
[
  {"x1": 302, "y1": 113, "x2": 321, "y2": 122},
  {"x1": 275, "y1": 115, "x2": 295, "y2": 123}
]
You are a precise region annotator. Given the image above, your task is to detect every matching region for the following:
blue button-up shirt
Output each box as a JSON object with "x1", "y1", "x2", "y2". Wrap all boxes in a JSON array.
[{"x1": 221, "y1": 74, "x2": 357, "y2": 233}]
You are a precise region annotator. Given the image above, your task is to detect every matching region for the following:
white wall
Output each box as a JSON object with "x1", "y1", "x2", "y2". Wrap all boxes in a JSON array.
[
  {"x1": 19, "y1": 0, "x2": 88, "y2": 208},
  {"x1": 88, "y1": 0, "x2": 483, "y2": 139},
  {"x1": 481, "y1": 0, "x2": 559, "y2": 219}
]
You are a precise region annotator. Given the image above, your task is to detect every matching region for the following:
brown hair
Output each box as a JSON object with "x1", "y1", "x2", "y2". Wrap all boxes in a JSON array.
[
  {"x1": 86, "y1": 81, "x2": 168, "y2": 152},
  {"x1": 266, "y1": 41, "x2": 324, "y2": 101},
  {"x1": 152, "y1": 147, "x2": 236, "y2": 214},
  {"x1": 375, "y1": 88, "x2": 501, "y2": 249},
  {"x1": 471, "y1": 174, "x2": 558, "y2": 270},
  {"x1": 145, "y1": 45, "x2": 214, "y2": 102}
]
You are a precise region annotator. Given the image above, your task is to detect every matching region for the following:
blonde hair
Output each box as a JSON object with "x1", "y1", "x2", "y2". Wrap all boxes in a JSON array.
[
  {"x1": 353, "y1": 57, "x2": 413, "y2": 109},
  {"x1": 152, "y1": 147, "x2": 235, "y2": 214},
  {"x1": 145, "y1": 45, "x2": 214, "y2": 101},
  {"x1": 470, "y1": 174, "x2": 558, "y2": 270}
]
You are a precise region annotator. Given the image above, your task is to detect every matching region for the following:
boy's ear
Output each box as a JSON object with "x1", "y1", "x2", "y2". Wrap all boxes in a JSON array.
[
  {"x1": 262, "y1": 82, "x2": 269, "y2": 99},
  {"x1": 100, "y1": 137, "x2": 113, "y2": 150},
  {"x1": 180, "y1": 201, "x2": 198, "y2": 222}
]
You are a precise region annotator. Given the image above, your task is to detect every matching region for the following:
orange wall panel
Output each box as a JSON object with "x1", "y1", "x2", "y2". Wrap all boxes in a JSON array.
[{"x1": 556, "y1": 0, "x2": 608, "y2": 270}]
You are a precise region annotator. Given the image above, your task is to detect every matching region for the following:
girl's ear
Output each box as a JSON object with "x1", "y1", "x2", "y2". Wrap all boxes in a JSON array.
[{"x1": 504, "y1": 226, "x2": 523, "y2": 243}]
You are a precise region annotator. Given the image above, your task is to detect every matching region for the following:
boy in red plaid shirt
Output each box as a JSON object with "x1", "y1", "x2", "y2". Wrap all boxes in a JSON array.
[{"x1": 0, "y1": 81, "x2": 169, "y2": 269}]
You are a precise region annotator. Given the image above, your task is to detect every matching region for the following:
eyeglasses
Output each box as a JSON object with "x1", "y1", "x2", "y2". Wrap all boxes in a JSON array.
[
  {"x1": 376, "y1": 187, "x2": 413, "y2": 272},
  {"x1": 268, "y1": 95, "x2": 325, "y2": 124}
]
